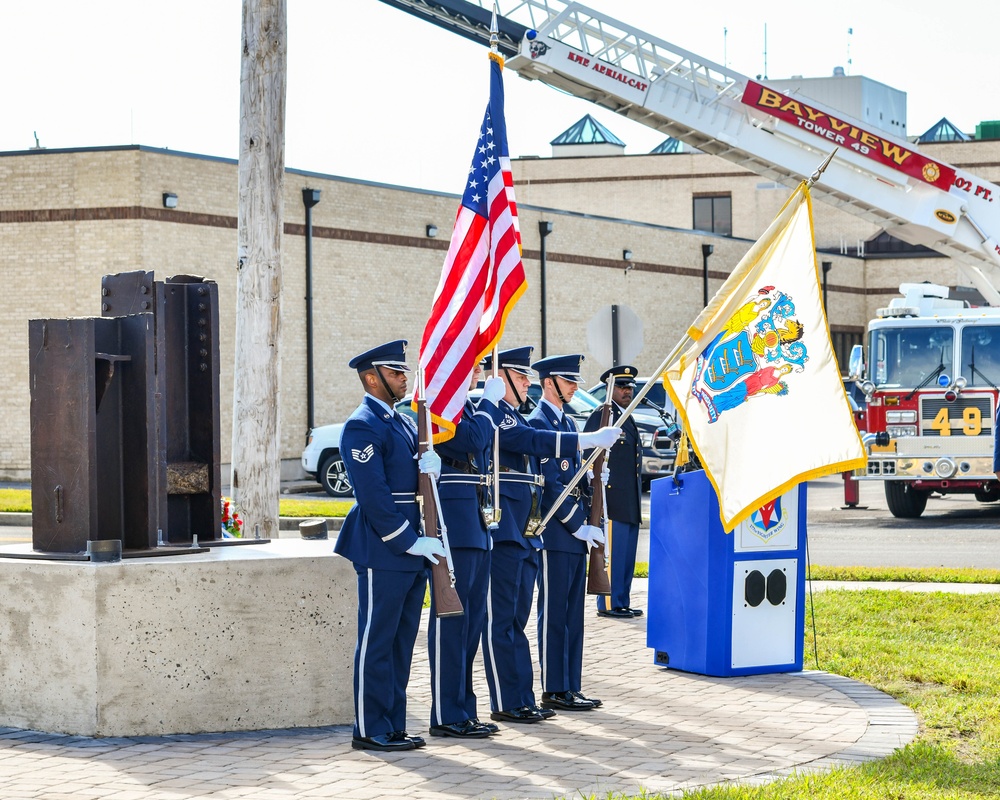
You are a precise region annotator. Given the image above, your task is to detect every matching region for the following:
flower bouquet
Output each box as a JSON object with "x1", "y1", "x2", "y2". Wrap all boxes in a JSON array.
[{"x1": 221, "y1": 497, "x2": 243, "y2": 538}]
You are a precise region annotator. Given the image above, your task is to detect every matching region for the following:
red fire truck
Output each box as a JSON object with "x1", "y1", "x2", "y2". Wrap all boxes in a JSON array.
[
  {"x1": 388, "y1": 0, "x2": 1000, "y2": 517},
  {"x1": 850, "y1": 283, "x2": 1000, "y2": 517}
]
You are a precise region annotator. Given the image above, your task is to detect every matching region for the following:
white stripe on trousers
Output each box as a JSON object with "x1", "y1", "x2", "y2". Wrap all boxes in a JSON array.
[
  {"x1": 539, "y1": 550, "x2": 549, "y2": 689},
  {"x1": 484, "y1": 575, "x2": 504, "y2": 710},
  {"x1": 357, "y1": 568, "x2": 374, "y2": 738},
  {"x1": 432, "y1": 608, "x2": 443, "y2": 725}
]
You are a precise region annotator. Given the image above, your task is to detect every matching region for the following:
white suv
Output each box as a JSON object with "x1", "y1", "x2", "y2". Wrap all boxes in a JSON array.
[
  {"x1": 301, "y1": 423, "x2": 352, "y2": 497},
  {"x1": 301, "y1": 395, "x2": 423, "y2": 498}
]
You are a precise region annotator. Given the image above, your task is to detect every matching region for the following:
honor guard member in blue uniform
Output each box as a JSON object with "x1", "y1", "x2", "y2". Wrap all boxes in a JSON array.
[
  {"x1": 585, "y1": 365, "x2": 644, "y2": 618},
  {"x1": 480, "y1": 347, "x2": 621, "y2": 724},
  {"x1": 994, "y1": 402, "x2": 1000, "y2": 482},
  {"x1": 426, "y1": 363, "x2": 507, "y2": 739},
  {"x1": 334, "y1": 340, "x2": 445, "y2": 753},
  {"x1": 529, "y1": 354, "x2": 620, "y2": 712}
]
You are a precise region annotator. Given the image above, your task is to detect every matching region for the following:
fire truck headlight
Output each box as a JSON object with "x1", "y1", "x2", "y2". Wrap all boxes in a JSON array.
[
  {"x1": 886, "y1": 425, "x2": 917, "y2": 438},
  {"x1": 885, "y1": 410, "x2": 917, "y2": 423}
]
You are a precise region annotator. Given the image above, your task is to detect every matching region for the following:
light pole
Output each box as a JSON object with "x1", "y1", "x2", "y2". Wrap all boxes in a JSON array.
[
  {"x1": 302, "y1": 188, "x2": 321, "y2": 438},
  {"x1": 539, "y1": 220, "x2": 553, "y2": 357},
  {"x1": 822, "y1": 260, "x2": 833, "y2": 312},
  {"x1": 701, "y1": 243, "x2": 714, "y2": 307}
]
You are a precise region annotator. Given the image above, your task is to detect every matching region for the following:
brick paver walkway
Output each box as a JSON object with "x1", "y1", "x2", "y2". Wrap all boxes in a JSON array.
[{"x1": 0, "y1": 581, "x2": 917, "y2": 799}]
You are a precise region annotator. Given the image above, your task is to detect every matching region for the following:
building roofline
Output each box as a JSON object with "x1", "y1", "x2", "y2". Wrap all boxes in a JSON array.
[
  {"x1": 0, "y1": 143, "x2": 757, "y2": 242},
  {"x1": 0, "y1": 143, "x2": 239, "y2": 164}
]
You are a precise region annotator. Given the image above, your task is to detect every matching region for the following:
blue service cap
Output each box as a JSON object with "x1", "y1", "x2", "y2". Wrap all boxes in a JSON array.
[
  {"x1": 482, "y1": 346, "x2": 536, "y2": 377},
  {"x1": 532, "y1": 353, "x2": 585, "y2": 383},
  {"x1": 348, "y1": 339, "x2": 410, "y2": 373},
  {"x1": 599, "y1": 364, "x2": 638, "y2": 386}
]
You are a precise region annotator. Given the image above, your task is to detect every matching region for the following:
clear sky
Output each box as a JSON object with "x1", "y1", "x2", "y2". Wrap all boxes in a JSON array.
[{"x1": 3, "y1": 0, "x2": 995, "y2": 195}]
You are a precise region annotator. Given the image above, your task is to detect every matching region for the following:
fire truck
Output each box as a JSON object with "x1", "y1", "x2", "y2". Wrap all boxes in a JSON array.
[
  {"x1": 382, "y1": 0, "x2": 1000, "y2": 516},
  {"x1": 383, "y1": 0, "x2": 1000, "y2": 290},
  {"x1": 849, "y1": 284, "x2": 1000, "y2": 517}
]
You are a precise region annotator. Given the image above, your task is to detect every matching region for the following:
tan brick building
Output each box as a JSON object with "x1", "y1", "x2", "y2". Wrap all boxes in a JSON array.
[{"x1": 1, "y1": 141, "x2": 996, "y2": 479}]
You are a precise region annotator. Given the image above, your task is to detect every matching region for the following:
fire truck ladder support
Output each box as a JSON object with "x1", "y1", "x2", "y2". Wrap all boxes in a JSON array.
[{"x1": 380, "y1": 0, "x2": 1000, "y2": 305}]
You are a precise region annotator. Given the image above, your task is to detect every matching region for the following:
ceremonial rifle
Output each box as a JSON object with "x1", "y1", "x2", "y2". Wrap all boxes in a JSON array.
[
  {"x1": 416, "y1": 369, "x2": 464, "y2": 618},
  {"x1": 585, "y1": 373, "x2": 614, "y2": 596}
]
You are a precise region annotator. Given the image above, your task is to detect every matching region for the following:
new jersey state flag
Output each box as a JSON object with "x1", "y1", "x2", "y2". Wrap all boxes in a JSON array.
[{"x1": 664, "y1": 181, "x2": 866, "y2": 529}]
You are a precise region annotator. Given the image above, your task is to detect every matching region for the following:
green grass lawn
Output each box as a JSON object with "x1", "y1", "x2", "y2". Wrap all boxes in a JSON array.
[
  {"x1": 594, "y1": 589, "x2": 1000, "y2": 800},
  {"x1": 0, "y1": 488, "x2": 352, "y2": 518}
]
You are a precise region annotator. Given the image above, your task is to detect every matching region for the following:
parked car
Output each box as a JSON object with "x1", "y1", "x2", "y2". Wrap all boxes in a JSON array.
[
  {"x1": 522, "y1": 383, "x2": 677, "y2": 489},
  {"x1": 302, "y1": 383, "x2": 679, "y2": 497},
  {"x1": 301, "y1": 393, "x2": 456, "y2": 498},
  {"x1": 301, "y1": 422, "x2": 353, "y2": 497},
  {"x1": 587, "y1": 375, "x2": 676, "y2": 423}
]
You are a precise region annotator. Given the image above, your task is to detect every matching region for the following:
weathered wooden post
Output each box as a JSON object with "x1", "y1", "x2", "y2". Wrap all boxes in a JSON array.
[{"x1": 233, "y1": 0, "x2": 287, "y2": 539}]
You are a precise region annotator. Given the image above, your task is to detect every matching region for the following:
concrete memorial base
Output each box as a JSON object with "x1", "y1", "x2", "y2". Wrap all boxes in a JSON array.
[{"x1": 0, "y1": 539, "x2": 356, "y2": 737}]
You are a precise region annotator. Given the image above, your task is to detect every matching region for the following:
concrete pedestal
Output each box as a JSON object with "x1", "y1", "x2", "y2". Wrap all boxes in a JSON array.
[{"x1": 0, "y1": 539, "x2": 356, "y2": 737}]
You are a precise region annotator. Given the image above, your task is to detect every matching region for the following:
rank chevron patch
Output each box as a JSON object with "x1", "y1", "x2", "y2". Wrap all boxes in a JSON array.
[{"x1": 351, "y1": 444, "x2": 375, "y2": 463}]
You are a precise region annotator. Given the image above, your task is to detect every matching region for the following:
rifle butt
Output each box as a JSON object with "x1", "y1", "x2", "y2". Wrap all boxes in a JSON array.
[
  {"x1": 431, "y1": 560, "x2": 464, "y2": 617},
  {"x1": 586, "y1": 545, "x2": 611, "y2": 595}
]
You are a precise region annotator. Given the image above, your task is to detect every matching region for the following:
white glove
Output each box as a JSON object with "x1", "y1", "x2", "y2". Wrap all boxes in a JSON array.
[
  {"x1": 572, "y1": 524, "x2": 605, "y2": 550},
  {"x1": 578, "y1": 426, "x2": 622, "y2": 451},
  {"x1": 407, "y1": 536, "x2": 446, "y2": 564},
  {"x1": 417, "y1": 450, "x2": 442, "y2": 480},
  {"x1": 480, "y1": 376, "x2": 506, "y2": 405}
]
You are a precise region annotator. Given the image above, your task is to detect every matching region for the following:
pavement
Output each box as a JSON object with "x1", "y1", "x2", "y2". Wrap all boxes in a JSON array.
[
  {"x1": 1, "y1": 481, "x2": 998, "y2": 798},
  {"x1": 13, "y1": 579, "x2": 1000, "y2": 800}
]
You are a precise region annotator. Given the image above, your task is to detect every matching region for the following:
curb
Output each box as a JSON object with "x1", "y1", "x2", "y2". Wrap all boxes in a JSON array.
[{"x1": 0, "y1": 513, "x2": 345, "y2": 532}]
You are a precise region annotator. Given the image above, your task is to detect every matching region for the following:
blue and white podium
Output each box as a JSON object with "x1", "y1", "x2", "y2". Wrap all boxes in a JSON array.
[{"x1": 646, "y1": 469, "x2": 806, "y2": 677}]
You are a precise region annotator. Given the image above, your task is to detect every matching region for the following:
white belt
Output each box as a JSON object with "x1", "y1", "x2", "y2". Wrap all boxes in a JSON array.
[{"x1": 499, "y1": 472, "x2": 544, "y2": 487}]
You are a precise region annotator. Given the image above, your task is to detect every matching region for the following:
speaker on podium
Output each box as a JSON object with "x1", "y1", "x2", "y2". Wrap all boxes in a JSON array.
[{"x1": 646, "y1": 469, "x2": 806, "y2": 677}]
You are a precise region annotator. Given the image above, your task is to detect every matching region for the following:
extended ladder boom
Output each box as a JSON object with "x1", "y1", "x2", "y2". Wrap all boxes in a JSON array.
[{"x1": 381, "y1": 0, "x2": 1000, "y2": 304}]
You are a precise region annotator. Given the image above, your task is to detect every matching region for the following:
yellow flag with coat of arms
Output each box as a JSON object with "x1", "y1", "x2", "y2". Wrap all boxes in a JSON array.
[{"x1": 664, "y1": 181, "x2": 866, "y2": 530}]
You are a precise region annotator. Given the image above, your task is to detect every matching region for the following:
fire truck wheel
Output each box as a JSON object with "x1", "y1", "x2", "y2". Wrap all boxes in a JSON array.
[
  {"x1": 884, "y1": 482, "x2": 928, "y2": 518},
  {"x1": 974, "y1": 488, "x2": 1000, "y2": 503}
]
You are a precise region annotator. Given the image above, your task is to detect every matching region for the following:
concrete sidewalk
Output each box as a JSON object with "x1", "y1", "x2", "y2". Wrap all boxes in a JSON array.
[{"x1": 0, "y1": 579, "x2": 930, "y2": 800}]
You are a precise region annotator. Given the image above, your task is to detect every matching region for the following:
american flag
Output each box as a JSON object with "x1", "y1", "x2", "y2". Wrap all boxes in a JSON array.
[{"x1": 417, "y1": 53, "x2": 527, "y2": 442}]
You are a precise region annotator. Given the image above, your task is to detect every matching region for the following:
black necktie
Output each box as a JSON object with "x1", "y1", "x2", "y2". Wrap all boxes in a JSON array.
[{"x1": 393, "y1": 411, "x2": 416, "y2": 451}]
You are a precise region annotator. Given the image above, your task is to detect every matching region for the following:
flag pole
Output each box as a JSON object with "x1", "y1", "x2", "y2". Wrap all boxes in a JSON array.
[
  {"x1": 532, "y1": 333, "x2": 693, "y2": 536},
  {"x1": 486, "y1": 7, "x2": 502, "y2": 531},
  {"x1": 489, "y1": 344, "x2": 501, "y2": 529},
  {"x1": 806, "y1": 148, "x2": 837, "y2": 188},
  {"x1": 532, "y1": 141, "x2": 837, "y2": 533}
]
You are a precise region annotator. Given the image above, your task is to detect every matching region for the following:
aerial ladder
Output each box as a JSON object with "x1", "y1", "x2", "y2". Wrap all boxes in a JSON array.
[{"x1": 379, "y1": 0, "x2": 1000, "y2": 305}]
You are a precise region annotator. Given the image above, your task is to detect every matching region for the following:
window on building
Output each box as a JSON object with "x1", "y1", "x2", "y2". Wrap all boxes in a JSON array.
[
  {"x1": 692, "y1": 194, "x2": 732, "y2": 236},
  {"x1": 831, "y1": 328, "x2": 865, "y2": 376}
]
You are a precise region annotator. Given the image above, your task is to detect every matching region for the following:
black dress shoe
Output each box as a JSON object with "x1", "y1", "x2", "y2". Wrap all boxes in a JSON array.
[
  {"x1": 352, "y1": 733, "x2": 416, "y2": 751},
  {"x1": 626, "y1": 607, "x2": 644, "y2": 617},
  {"x1": 429, "y1": 720, "x2": 491, "y2": 738},
  {"x1": 540, "y1": 691, "x2": 594, "y2": 711},
  {"x1": 530, "y1": 704, "x2": 556, "y2": 719},
  {"x1": 469, "y1": 718, "x2": 500, "y2": 734},
  {"x1": 490, "y1": 706, "x2": 543, "y2": 724},
  {"x1": 389, "y1": 730, "x2": 426, "y2": 748},
  {"x1": 598, "y1": 607, "x2": 634, "y2": 618},
  {"x1": 573, "y1": 691, "x2": 602, "y2": 708}
]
